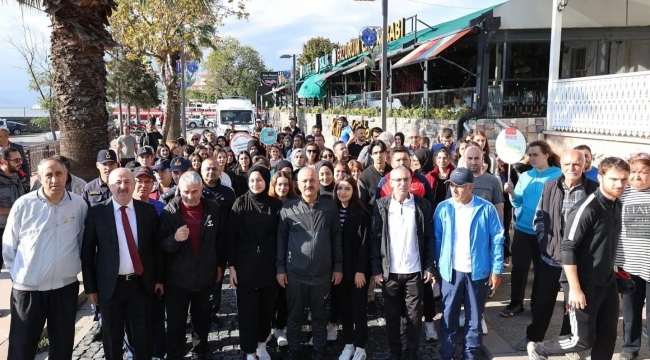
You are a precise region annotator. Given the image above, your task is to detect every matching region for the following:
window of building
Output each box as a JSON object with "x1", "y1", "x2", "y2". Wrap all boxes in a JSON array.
[{"x1": 570, "y1": 47, "x2": 587, "y2": 78}]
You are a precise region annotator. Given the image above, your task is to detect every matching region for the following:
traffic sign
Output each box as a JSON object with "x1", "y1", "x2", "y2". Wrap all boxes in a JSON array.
[
  {"x1": 260, "y1": 128, "x2": 277, "y2": 146},
  {"x1": 187, "y1": 61, "x2": 199, "y2": 74}
]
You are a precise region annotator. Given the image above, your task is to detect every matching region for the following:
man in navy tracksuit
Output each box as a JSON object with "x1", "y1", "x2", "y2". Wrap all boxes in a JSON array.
[{"x1": 527, "y1": 157, "x2": 630, "y2": 360}]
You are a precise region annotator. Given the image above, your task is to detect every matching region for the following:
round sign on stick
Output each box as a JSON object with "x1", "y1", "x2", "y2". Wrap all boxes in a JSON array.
[
  {"x1": 260, "y1": 128, "x2": 278, "y2": 146},
  {"x1": 495, "y1": 127, "x2": 527, "y2": 164},
  {"x1": 230, "y1": 132, "x2": 255, "y2": 155}
]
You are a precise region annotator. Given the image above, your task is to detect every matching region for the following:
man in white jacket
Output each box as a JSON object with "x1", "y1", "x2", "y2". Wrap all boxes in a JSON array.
[{"x1": 2, "y1": 157, "x2": 87, "y2": 360}]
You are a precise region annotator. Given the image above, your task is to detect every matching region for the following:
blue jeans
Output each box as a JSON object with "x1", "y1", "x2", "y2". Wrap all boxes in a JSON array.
[{"x1": 439, "y1": 270, "x2": 488, "y2": 360}]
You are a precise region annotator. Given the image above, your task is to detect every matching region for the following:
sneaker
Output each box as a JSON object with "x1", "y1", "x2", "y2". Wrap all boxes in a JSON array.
[
  {"x1": 274, "y1": 328, "x2": 288, "y2": 347},
  {"x1": 515, "y1": 337, "x2": 529, "y2": 351},
  {"x1": 352, "y1": 347, "x2": 367, "y2": 360},
  {"x1": 459, "y1": 312, "x2": 466, "y2": 327},
  {"x1": 256, "y1": 344, "x2": 271, "y2": 360},
  {"x1": 308, "y1": 336, "x2": 313, "y2": 346},
  {"x1": 481, "y1": 318, "x2": 488, "y2": 335},
  {"x1": 619, "y1": 352, "x2": 639, "y2": 360},
  {"x1": 527, "y1": 341, "x2": 548, "y2": 360},
  {"x1": 565, "y1": 353, "x2": 580, "y2": 360},
  {"x1": 339, "y1": 344, "x2": 354, "y2": 360},
  {"x1": 424, "y1": 321, "x2": 438, "y2": 341},
  {"x1": 488, "y1": 288, "x2": 496, "y2": 298},
  {"x1": 327, "y1": 323, "x2": 338, "y2": 341},
  {"x1": 499, "y1": 302, "x2": 524, "y2": 317},
  {"x1": 246, "y1": 355, "x2": 256, "y2": 360}
]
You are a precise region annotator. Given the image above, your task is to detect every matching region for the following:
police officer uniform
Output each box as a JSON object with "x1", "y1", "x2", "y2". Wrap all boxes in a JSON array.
[
  {"x1": 151, "y1": 159, "x2": 174, "y2": 201},
  {"x1": 161, "y1": 157, "x2": 217, "y2": 204},
  {"x1": 83, "y1": 149, "x2": 117, "y2": 208}
]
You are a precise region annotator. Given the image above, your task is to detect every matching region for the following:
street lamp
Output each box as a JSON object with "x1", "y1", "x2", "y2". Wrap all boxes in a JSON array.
[{"x1": 280, "y1": 54, "x2": 297, "y2": 119}]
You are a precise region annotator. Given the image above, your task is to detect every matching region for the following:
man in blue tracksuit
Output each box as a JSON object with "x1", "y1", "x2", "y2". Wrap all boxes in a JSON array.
[{"x1": 434, "y1": 168, "x2": 505, "y2": 360}]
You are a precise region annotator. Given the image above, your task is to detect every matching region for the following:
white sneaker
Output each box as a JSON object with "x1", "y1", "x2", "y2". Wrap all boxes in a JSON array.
[
  {"x1": 308, "y1": 336, "x2": 313, "y2": 346},
  {"x1": 424, "y1": 321, "x2": 438, "y2": 341},
  {"x1": 482, "y1": 318, "x2": 488, "y2": 335},
  {"x1": 274, "y1": 328, "x2": 288, "y2": 347},
  {"x1": 338, "y1": 344, "x2": 354, "y2": 360},
  {"x1": 327, "y1": 323, "x2": 338, "y2": 341},
  {"x1": 352, "y1": 347, "x2": 367, "y2": 360},
  {"x1": 256, "y1": 344, "x2": 271, "y2": 360},
  {"x1": 246, "y1": 355, "x2": 256, "y2": 360}
]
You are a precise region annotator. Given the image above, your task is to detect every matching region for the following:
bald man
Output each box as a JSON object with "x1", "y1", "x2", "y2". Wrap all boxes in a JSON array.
[
  {"x1": 277, "y1": 167, "x2": 343, "y2": 360},
  {"x1": 463, "y1": 146, "x2": 504, "y2": 220},
  {"x1": 514, "y1": 150, "x2": 599, "y2": 352},
  {"x1": 82, "y1": 168, "x2": 163, "y2": 360}
]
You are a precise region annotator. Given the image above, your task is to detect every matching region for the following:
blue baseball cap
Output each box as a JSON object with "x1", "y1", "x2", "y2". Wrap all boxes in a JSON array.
[
  {"x1": 137, "y1": 146, "x2": 154, "y2": 156},
  {"x1": 152, "y1": 159, "x2": 170, "y2": 171},
  {"x1": 169, "y1": 157, "x2": 191, "y2": 172},
  {"x1": 97, "y1": 149, "x2": 117, "y2": 164},
  {"x1": 446, "y1": 167, "x2": 475, "y2": 186}
]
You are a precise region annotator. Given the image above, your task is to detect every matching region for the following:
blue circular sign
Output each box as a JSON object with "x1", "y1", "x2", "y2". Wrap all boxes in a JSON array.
[
  {"x1": 187, "y1": 61, "x2": 199, "y2": 74},
  {"x1": 282, "y1": 71, "x2": 291, "y2": 79},
  {"x1": 260, "y1": 128, "x2": 278, "y2": 146},
  {"x1": 361, "y1": 28, "x2": 378, "y2": 47}
]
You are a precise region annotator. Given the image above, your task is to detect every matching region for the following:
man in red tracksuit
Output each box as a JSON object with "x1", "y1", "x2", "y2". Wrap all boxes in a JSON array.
[{"x1": 375, "y1": 146, "x2": 435, "y2": 206}]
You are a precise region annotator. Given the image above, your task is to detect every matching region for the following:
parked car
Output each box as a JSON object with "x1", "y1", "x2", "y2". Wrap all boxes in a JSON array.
[
  {"x1": 7, "y1": 121, "x2": 28, "y2": 135},
  {"x1": 186, "y1": 117, "x2": 202, "y2": 128}
]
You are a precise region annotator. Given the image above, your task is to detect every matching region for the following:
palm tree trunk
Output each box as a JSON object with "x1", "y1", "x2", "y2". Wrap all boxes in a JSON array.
[
  {"x1": 50, "y1": 7, "x2": 109, "y2": 181},
  {"x1": 160, "y1": 53, "x2": 181, "y2": 142}
]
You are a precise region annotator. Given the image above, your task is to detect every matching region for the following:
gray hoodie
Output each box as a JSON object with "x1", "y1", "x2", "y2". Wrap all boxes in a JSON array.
[{"x1": 0, "y1": 170, "x2": 26, "y2": 228}]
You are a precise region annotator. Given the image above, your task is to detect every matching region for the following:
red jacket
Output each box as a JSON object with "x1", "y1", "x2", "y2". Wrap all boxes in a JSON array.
[
  {"x1": 375, "y1": 169, "x2": 435, "y2": 206},
  {"x1": 423, "y1": 164, "x2": 455, "y2": 190}
]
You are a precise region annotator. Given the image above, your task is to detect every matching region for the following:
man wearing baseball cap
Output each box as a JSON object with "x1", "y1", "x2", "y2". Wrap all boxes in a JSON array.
[
  {"x1": 151, "y1": 159, "x2": 174, "y2": 201},
  {"x1": 161, "y1": 157, "x2": 216, "y2": 204},
  {"x1": 434, "y1": 168, "x2": 505, "y2": 360},
  {"x1": 137, "y1": 146, "x2": 155, "y2": 167}
]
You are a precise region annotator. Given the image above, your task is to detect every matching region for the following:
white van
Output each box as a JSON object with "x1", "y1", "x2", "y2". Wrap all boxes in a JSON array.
[{"x1": 215, "y1": 97, "x2": 255, "y2": 135}]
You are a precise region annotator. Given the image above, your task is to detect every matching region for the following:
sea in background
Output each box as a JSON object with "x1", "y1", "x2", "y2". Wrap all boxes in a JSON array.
[{"x1": 0, "y1": 107, "x2": 48, "y2": 118}]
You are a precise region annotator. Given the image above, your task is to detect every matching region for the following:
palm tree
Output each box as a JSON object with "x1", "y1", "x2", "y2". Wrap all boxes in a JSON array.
[{"x1": 13, "y1": 0, "x2": 117, "y2": 180}]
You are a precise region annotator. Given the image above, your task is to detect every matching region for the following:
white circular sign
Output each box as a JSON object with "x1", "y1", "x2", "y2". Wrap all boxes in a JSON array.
[
  {"x1": 495, "y1": 127, "x2": 527, "y2": 164},
  {"x1": 230, "y1": 132, "x2": 255, "y2": 155}
]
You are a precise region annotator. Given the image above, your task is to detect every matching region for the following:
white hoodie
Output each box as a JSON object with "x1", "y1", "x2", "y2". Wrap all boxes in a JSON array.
[{"x1": 2, "y1": 189, "x2": 87, "y2": 291}]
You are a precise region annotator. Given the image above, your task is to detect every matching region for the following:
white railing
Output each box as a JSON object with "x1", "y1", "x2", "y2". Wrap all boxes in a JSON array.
[{"x1": 551, "y1": 71, "x2": 650, "y2": 138}]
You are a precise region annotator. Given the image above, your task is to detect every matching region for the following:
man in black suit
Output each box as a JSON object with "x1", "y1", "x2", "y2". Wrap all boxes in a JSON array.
[{"x1": 81, "y1": 168, "x2": 164, "y2": 360}]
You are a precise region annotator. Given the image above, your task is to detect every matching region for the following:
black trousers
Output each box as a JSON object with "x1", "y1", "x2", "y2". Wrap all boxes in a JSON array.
[
  {"x1": 285, "y1": 280, "x2": 331, "y2": 351},
  {"x1": 423, "y1": 279, "x2": 436, "y2": 322},
  {"x1": 622, "y1": 273, "x2": 650, "y2": 354},
  {"x1": 534, "y1": 281, "x2": 618, "y2": 359},
  {"x1": 329, "y1": 283, "x2": 342, "y2": 324},
  {"x1": 100, "y1": 278, "x2": 151, "y2": 360},
  {"x1": 236, "y1": 285, "x2": 278, "y2": 353},
  {"x1": 510, "y1": 229, "x2": 540, "y2": 306},
  {"x1": 383, "y1": 272, "x2": 424, "y2": 351},
  {"x1": 503, "y1": 206, "x2": 513, "y2": 258},
  {"x1": 273, "y1": 286, "x2": 288, "y2": 329},
  {"x1": 211, "y1": 278, "x2": 223, "y2": 316},
  {"x1": 124, "y1": 294, "x2": 166, "y2": 358},
  {"x1": 166, "y1": 283, "x2": 213, "y2": 359},
  {"x1": 338, "y1": 279, "x2": 369, "y2": 348},
  {"x1": 526, "y1": 260, "x2": 571, "y2": 341},
  {"x1": 9, "y1": 281, "x2": 79, "y2": 360}
]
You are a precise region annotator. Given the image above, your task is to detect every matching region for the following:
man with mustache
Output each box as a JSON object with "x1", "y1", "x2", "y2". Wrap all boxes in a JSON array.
[
  {"x1": 527, "y1": 157, "x2": 630, "y2": 360},
  {"x1": 277, "y1": 167, "x2": 343, "y2": 360}
]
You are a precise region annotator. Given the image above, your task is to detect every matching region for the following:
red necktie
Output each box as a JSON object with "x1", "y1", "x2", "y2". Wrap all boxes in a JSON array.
[{"x1": 120, "y1": 206, "x2": 144, "y2": 276}]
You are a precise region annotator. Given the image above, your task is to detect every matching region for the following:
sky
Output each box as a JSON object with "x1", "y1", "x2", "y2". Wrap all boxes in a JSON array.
[{"x1": 0, "y1": 0, "x2": 505, "y2": 107}]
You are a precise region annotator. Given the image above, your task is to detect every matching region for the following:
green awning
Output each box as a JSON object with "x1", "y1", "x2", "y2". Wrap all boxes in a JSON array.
[{"x1": 297, "y1": 74, "x2": 327, "y2": 99}]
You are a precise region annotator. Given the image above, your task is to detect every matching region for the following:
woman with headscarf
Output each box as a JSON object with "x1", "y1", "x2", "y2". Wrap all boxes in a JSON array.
[
  {"x1": 273, "y1": 160, "x2": 293, "y2": 177},
  {"x1": 229, "y1": 166, "x2": 283, "y2": 360},
  {"x1": 281, "y1": 135, "x2": 293, "y2": 159},
  {"x1": 248, "y1": 139, "x2": 263, "y2": 154},
  {"x1": 316, "y1": 160, "x2": 335, "y2": 197},
  {"x1": 414, "y1": 148, "x2": 435, "y2": 177},
  {"x1": 290, "y1": 149, "x2": 306, "y2": 171},
  {"x1": 233, "y1": 151, "x2": 253, "y2": 197},
  {"x1": 226, "y1": 148, "x2": 238, "y2": 171}
]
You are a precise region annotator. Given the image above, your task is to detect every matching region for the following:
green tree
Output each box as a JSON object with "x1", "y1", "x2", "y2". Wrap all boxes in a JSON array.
[
  {"x1": 186, "y1": 88, "x2": 217, "y2": 103},
  {"x1": 106, "y1": 55, "x2": 161, "y2": 121},
  {"x1": 110, "y1": 0, "x2": 248, "y2": 142},
  {"x1": 298, "y1": 37, "x2": 338, "y2": 66},
  {"x1": 203, "y1": 37, "x2": 268, "y2": 101}
]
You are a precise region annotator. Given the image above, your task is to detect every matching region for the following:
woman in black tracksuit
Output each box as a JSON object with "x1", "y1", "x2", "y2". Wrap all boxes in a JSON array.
[
  {"x1": 332, "y1": 175, "x2": 372, "y2": 360},
  {"x1": 228, "y1": 165, "x2": 283, "y2": 360}
]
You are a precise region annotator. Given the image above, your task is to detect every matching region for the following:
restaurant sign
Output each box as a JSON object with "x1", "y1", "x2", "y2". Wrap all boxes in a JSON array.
[{"x1": 336, "y1": 17, "x2": 407, "y2": 62}]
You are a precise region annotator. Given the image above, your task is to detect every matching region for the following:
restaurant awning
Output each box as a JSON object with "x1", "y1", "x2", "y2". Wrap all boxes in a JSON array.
[
  {"x1": 315, "y1": 70, "x2": 340, "y2": 83},
  {"x1": 392, "y1": 28, "x2": 473, "y2": 69},
  {"x1": 343, "y1": 61, "x2": 370, "y2": 75},
  {"x1": 297, "y1": 74, "x2": 327, "y2": 99}
]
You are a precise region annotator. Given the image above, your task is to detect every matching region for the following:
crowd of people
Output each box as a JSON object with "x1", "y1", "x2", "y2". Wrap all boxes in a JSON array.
[{"x1": 0, "y1": 115, "x2": 646, "y2": 360}]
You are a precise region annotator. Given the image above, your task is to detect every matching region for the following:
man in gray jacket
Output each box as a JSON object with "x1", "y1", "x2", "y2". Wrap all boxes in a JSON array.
[
  {"x1": 0, "y1": 146, "x2": 27, "y2": 269},
  {"x1": 277, "y1": 167, "x2": 343, "y2": 360},
  {"x1": 2, "y1": 157, "x2": 87, "y2": 360}
]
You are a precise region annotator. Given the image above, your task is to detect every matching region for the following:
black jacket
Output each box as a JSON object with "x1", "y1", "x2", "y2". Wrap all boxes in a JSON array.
[
  {"x1": 81, "y1": 199, "x2": 163, "y2": 303},
  {"x1": 159, "y1": 198, "x2": 227, "y2": 291},
  {"x1": 371, "y1": 195, "x2": 435, "y2": 278},
  {"x1": 534, "y1": 175, "x2": 599, "y2": 265},
  {"x1": 228, "y1": 193, "x2": 282, "y2": 289},
  {"x1": 277, "y1": 195, "x2": 343, "y2": 285},
  {"x1": 340, "y1": 206, "x2": 372, "y2": 281},
  {"x1": 561, "y1": 189, "x2": 621, "y2": 287},
  {"x1": 359, "y1": 164, "x2": 392, "y2": 209}
]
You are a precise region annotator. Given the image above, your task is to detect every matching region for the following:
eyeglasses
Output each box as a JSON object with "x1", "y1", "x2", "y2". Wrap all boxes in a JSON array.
[
  {"x1": 321, "y1": 154, "x2": 334, "y2": 159},
  {"x1": 9, "y1": 158, "x2": 22, "y2": 164},
  {"x1": 307, "y1": 150, "x2": 318, "y2": 153}
]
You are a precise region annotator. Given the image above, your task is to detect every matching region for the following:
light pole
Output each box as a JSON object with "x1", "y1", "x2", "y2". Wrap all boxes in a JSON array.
[
  {"x1": 380, "y1": 0, "x2": 388, "y2": 131},
  {"x1": 280, "y1": 54, "x2": 297, "y2": 119}
]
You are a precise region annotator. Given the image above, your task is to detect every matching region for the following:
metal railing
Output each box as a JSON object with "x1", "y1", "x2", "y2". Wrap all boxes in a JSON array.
[{"x1": 25, "y1": 141, "x2": 60, "y2": 174}]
